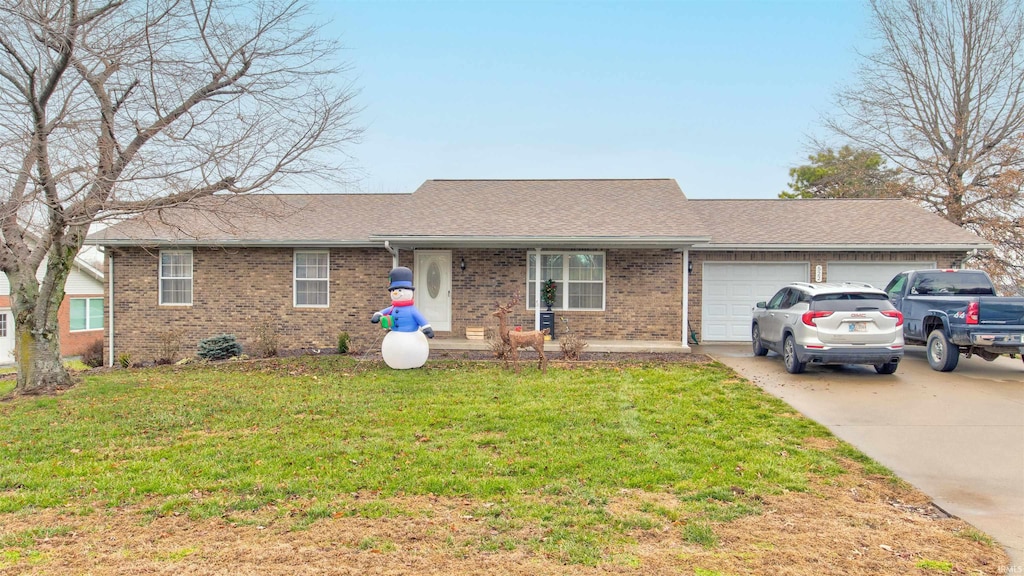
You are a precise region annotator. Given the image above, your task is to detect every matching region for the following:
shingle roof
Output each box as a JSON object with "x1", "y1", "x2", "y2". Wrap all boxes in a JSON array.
[
  {"x1": 688, "y1": 198, "x2": 990, "y2": 250},
  {"x1": 375, "y1": 179, "x2": 709, "y2": 246},
  {"x1": 87, "y1": 193, "x2": 410, "y2": 246},
  {"x1": 85, "y1": 181, "x2": 991, "y2": 252}
]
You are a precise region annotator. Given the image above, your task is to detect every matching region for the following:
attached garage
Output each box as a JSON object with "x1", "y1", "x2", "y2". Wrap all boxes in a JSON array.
[
  {"x1": 701, "y1": 262, "x2": 809, "y2": 342},
  {"x1": 827, "y1": 261, "x2": 936, "y2": 292}
]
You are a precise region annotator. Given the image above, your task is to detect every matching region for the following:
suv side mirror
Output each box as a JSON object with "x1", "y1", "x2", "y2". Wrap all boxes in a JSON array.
[{"x1": 755, "y1": 301, "x2": 767, "y2": 309}]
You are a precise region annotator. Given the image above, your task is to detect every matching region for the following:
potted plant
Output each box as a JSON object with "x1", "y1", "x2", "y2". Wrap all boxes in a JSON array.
[{"x1": 542, "y1": 279, "x2": 557, "y2": 311}]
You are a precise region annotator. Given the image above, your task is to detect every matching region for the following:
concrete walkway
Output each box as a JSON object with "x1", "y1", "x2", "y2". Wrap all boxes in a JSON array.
[{"x1": 701, "y1": 344, "x2": 1024, "y2": 572}]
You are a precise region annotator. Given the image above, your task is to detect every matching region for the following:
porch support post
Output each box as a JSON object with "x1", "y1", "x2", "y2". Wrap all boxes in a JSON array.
[
  {"x1": 534, "y1": 247, "x2": 542, "y2": 331},
  {"x1": 682, "y1": 248, "x2": 690, "y2": 349}
]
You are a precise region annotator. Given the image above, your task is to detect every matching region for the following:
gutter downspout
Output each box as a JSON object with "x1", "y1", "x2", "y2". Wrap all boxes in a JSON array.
[
  {"x1": 107, "y1": 249, "x2": 114, "y2": 367},
  {"x1": 384, "y1": 241, "x2": 399, "y2": 268},
  {"x1": 534, "y1": 248, "x2": 542, "y2": 331}
]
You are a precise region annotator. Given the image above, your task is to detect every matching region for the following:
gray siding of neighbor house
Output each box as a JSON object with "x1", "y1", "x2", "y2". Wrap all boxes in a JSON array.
[{"x1": 107, "y1": 246, "x2": 685, "y2": 362}]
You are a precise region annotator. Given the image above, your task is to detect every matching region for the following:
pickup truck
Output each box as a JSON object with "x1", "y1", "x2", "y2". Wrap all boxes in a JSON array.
[{"x1": 883, "y1": 269, "x2": 1024, "y2": 371}]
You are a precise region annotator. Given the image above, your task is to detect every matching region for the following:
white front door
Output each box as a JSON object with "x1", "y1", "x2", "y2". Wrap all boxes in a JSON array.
[
  {"x1": 414, "y1": 251, "x2": 452, "y2": 332},
  {"x1": 0, "y1": 310, "x2": 14, "y2": 364}
]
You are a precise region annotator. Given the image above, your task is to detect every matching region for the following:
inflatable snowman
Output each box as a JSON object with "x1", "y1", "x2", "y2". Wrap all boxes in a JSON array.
[{"x1": 370, "y1": 267, "x2": 434, "y2": 369}]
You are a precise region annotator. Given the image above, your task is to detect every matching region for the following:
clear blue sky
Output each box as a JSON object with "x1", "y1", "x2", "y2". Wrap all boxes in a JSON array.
[{"x1": 316, "y1": 0, "x2": 871, "y2": 199}]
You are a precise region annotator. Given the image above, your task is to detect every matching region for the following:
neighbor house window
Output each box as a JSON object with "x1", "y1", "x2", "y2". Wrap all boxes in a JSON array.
[
  {"x1": 70, "y1": 298, "x2": 104, "y2": 331},
  {"x1": 527, "y1": 252, "x2": 605, "y2": 310},
  {"x1": 294, "y1": 250, "x2": 329, "y2": 307},
  {"x1": 159, "y1": 250, "x2": 193, "y2": 305}
]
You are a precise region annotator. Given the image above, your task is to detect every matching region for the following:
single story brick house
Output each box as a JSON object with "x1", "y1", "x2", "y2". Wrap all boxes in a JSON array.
[
  {"x1": 85, "y1": 179, "x2": 990, "y2": 364},
  {"x1": 0, "y1": 258, "x2": 105, "y2": 363}
]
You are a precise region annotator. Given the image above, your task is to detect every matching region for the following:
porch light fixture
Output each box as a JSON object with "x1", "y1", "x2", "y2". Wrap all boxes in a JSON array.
[
  {"x1": 460, "y1": 258, "x2": 466, "y2": 271},
  {"x1": 687, "y1": 260, "x2": 693, "y2": 274}
]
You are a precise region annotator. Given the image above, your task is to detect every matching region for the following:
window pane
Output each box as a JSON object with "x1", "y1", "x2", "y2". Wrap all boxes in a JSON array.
[
  {"x1": 569, "y1": 254, "x2": 603, "y2": 281},
  {"x1": 161, "y1": 279, "x2": 192, "y2": 305},
  {"x1": 296, "y1": 280, "x2": 328, "y2": 306},
  {"x1": 70, "y1": 299, "x2": 86, "y2": 331},
  {"x1": 541, "y1": 254, "x2": 563, "y2": 281},
  {"x1": 89, "y1": 298, "x2": 104, "y2": 329},
  {"x1": 295, "y1": 252, "x2": 328, "y2": 280},
  {"x1": 569, "y1": 282, "x2": 603, "y2": 309},
  {"x1": 161, "y1": 252, "x2": 192, "y2": 278}
]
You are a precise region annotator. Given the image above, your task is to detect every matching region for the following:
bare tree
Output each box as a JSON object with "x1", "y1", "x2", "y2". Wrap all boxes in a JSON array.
[
  {"x1": 826, "y1": 0, "x2": 1024, "y2": 292},
  {"x1": 0, "y1": 0, "x2": 361, "y2": 394}
]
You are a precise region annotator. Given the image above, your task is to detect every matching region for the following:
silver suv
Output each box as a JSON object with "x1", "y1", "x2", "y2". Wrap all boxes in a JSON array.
[{"x1": 751, "y1": 282, "x2": 905, "y2": 374}]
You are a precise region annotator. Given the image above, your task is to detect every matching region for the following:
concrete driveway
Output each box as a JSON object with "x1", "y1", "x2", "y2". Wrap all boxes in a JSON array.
[{"x1": 700, "y1": 343, "x2": 1024, "y2": 570}]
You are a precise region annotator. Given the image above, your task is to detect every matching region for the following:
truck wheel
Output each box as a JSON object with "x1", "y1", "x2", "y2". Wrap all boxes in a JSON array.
[
  {"x1": 874, "y1": 362, "x2": 898, "y2": 375},
  {"x1": 783, "y1": 335, "x2": 806, "y2": 374},
  {"x1": 752, "y1": 324, "x2": 769, "y2": 356},
  {"x1": 926, "y1": 329, "x2": 960, "y2": 372}
]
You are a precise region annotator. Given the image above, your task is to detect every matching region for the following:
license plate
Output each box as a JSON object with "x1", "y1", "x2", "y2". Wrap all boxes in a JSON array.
[{"x1": 848, "y1": 322, "x2": 867, "y2": 333}]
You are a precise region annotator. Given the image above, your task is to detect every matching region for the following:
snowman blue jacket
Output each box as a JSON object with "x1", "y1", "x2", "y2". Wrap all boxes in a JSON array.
[{"x1": 377, "y1": 302, "x2": 431, "y2": 333}]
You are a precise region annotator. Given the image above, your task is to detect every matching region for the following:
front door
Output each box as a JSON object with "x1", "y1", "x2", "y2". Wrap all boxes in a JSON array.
[
  {"x1": 414, "y1": 251, "x2": 452, "y2": 332},
  {"x1": 0, "y1": 310, "x2": 14, "y2": 364}
]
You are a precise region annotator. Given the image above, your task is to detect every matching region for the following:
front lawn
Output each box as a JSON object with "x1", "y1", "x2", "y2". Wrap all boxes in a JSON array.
[{"x1": 0, "y1": 356, "x2": 1007, "y2": 575}]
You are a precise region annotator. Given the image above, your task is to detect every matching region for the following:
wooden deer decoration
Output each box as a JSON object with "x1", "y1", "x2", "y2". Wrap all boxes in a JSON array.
[{"x1": 492, "y1": 296, "x2": 548, "y2": 373}]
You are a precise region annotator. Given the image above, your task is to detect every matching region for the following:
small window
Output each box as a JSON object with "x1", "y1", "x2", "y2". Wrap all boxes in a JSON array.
[
  {"x1": 159, "y1": 250, "x2": 193, "y2": 305},
  {"x1": 70, "y1": 297, "x2": 104, "y2": 331},
  {"x1": 0, "y1": 314, "x2": 6, "y2": 338},
  {"x1": 294, "y1": 250, "x2": 329, "y2": 307}
]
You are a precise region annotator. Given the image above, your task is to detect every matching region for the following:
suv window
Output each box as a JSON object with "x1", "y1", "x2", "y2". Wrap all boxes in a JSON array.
[
  {"x1": 781, "y1": 289, "x2": 803, "y2": 309},
  {"x1": 810, "y1": 293, "x2": 895, "y2": 312},
  {"x1": 767, "y1": 289, "x2": 788, "y2": 310}
]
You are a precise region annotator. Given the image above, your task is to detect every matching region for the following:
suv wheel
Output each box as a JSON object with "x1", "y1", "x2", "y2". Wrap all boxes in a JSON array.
[
  {"x1": 926, "y1": 329, "x2": 960, "y2": 372},
  {"x1": 752, "y1": 324, "x2": 768, "y2": 356},
  {"x1": 783, "y1": 335, "x2": 806, "y2": 374}
]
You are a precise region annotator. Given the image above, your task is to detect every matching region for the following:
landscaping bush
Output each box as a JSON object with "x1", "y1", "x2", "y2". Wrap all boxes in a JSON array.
[
  {"x1": 81, "y1": 339, "x2": 104, "y2": 368},
  {"x1": 197, "y1": 334, "x2": 243, "y2": 361},
  {"x1": 337, "y1": 331, "x2": 350, "y2": 354},
  {"x1": 156, "y1": 330, "x2": 184, "y2": 365},
  {"x1": 253, "y1": 322, "x2": 279, "y2": 358}
]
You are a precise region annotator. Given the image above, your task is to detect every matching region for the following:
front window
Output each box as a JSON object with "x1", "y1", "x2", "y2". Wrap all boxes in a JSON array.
[
  {"x1": 70, "y1": 297, "x2": 104, "y2": 331},
  {"x1": 294, "y1": 250, "x2": 329, "y2": 307},
  {"x1": 527, "y1": 252, "x2": 605, "y2": 310},
  {"x1": 159, "y1": 250, "x2": 193, "y2": 305}
]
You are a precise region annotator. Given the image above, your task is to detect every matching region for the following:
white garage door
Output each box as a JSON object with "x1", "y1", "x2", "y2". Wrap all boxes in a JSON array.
[
  {"x1": 702, "y1": 262, "x2": 809, "y2": 342},
  {"x1": 827, "y1": 261, "x2": 936, "y2": 291}
]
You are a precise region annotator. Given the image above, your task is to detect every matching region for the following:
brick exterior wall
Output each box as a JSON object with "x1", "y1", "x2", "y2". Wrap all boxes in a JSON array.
[
  {"x1": 108, "y1": 246, "x2": 684, "y2": 362},
  {"x1": 106, "y1": 246, "x2": 966, "y2": 362},
  {"x1": 437, "y1": 248, "x2": 683, "y2": 343},
  {"x1": 685, "y1": 250, "x2": 963, "y2": 341}
]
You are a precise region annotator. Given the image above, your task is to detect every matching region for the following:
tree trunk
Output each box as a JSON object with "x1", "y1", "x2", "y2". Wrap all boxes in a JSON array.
[{"x1": 9, "y1": 254, "x2": 74, "y2": 395}]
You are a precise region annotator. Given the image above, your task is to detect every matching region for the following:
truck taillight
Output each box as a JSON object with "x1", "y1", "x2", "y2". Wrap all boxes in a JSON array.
[
  {"x1": 801, "y1": 311, "x2": 833, "y2": 326},
  {"x1": 966, "y1": 301, "x2": 979, "y2": 324},
  {"x1": 881, "y1": 310, "x2": 904, "y2": 327}
]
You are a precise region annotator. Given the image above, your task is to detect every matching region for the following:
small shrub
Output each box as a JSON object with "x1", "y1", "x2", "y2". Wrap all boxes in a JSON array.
[
  {"x1": 559, "y1": 332, "x2": 588, "y2": 361},
  {"x1": 253, "y1": 322, "x2": 279, "y2": 358},
  {"x1": 337, "y1": 331, "x2": 350, "y2": 354},
  {"x1": 156, "y1": 330, "x2": 184, "y2": 365},
  {"x1": 81, "y1": 339, "x2": 104, "y2": 368},
  {"x1": 117, "y1": 352, "x2": 133, "y2": 369},
  {"x1": 197, "y1": 334, "x2": 243, "y2": 361}
]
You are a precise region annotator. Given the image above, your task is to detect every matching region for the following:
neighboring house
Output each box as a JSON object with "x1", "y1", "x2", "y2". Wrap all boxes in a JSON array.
[
  {"x1": 0, "y1": 258, "x2": 105, "y2": 363},
  {"x1": 84, "y1": 179, "x2": 990, "y2": 364}
]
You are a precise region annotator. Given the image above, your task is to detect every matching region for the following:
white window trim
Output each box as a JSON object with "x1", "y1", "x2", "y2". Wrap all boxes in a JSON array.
[
  {"x1": 527, "y1": 250, "x2": 606, "y2": 311},
  {"x1": 159, "y1": 249, "x2": 193, "y2": 306},
  {"x1": 293, "y1": 249, "x2": 330, "y2": 308},
  {"x1": 70, "y1": 297, "x2": 104, "y2": 332}
]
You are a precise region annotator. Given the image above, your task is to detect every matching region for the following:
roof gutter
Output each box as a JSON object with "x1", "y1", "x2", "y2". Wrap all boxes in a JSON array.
[
  {"x1": 373, "y1": 235, "x2": 713, "y2": 249},
  {"x1": 383, "y1": 240, "x2": 399, "y2": 268},
  {"x1": 691, "y1": 243, "x2": 993, "y2": 252},
  {"x1": 83, "y1": 239, "x2": 380, "y2": 248}
]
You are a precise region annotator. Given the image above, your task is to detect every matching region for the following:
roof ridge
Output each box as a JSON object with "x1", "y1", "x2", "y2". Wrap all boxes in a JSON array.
[{"x1": 426, "y1": 178, "x2": 674, "y2": 182}]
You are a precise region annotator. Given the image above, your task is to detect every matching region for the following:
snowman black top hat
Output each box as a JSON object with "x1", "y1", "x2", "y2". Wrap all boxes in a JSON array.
[{"x1": 388, "y1": 266, "x2": 415, "y2": 290}]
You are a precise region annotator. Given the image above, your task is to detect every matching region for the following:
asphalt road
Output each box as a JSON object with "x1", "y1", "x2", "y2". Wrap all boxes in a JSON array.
[{"x1": 700, "y1": 343, "x2": 1024, "y2": 572}]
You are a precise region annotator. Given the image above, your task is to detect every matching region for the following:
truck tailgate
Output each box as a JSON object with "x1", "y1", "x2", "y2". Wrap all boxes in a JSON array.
[{"x1": 979, "y1": 297, "x2": 1024, "y2": 324}]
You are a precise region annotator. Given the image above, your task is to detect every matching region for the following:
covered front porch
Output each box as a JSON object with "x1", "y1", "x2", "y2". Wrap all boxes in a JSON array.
[{"x1": 430, "y1": 338, "x2": 692, "y2": 354}]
